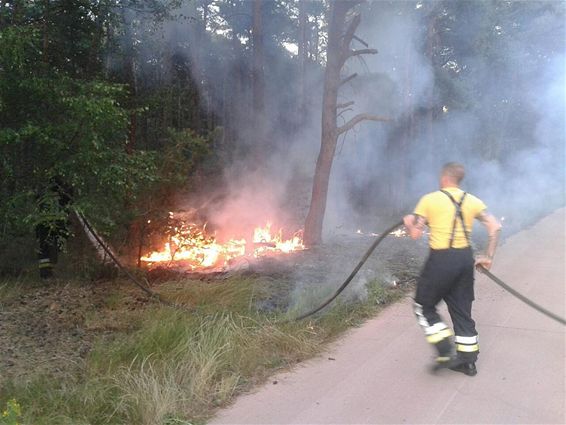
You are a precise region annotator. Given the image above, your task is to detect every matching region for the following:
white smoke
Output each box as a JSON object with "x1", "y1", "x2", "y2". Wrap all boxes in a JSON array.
[{"x1": 118, "y1": 0, "x2": 565, "y2": 243}]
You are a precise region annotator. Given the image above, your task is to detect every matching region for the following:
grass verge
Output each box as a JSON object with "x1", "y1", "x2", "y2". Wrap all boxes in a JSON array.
[{"x1": 0, "y1": 275, "x2": 408, "y2": 425}]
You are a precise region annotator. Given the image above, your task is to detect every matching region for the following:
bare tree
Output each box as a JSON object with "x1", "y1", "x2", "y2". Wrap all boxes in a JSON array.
[
  {"x1": 304, "y1": 0, "x2": 388, "y2": 246},
  {"x1": 252, "y1": 0, "x2": 266, "y2": 154},
  {"x1": 297, "y1": 0, "x2": 308, "y2": 122}
]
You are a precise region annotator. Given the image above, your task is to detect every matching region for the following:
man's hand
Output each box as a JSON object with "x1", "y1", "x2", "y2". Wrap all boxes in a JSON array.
[
  {"x1": 475, "y1": 255, "x2": 493, "y2": 272},
  {"x1": 403, "y1": 214, "x2": 415, "y2": 228},
  {"x1": 476, "y1": 211, "x2": 502, "y2": 260},
  {"x1": 403, "y1": 214, "x2": 426, "y2": 240}
]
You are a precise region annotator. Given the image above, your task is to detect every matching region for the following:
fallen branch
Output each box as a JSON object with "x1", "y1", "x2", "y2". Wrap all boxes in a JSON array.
[{"x1": 74, "y1": 210, "x2": 116, "y2": 266}]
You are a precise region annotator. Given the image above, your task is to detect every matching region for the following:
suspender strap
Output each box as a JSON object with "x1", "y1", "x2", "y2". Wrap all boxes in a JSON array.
[{"x1": 440, "y1": 190, "x2": 470, "y2": 248}]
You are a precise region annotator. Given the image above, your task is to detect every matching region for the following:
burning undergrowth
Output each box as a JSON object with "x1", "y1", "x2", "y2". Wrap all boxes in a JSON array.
[
  {"x1": 141, "y1": 211, "x2": 305, "y2": 274},
  {"x1": 144, "y1": 216, "x2": 426, "y2": 316},
  {"x1": 138, "y1": 168, "x2": 424, "y2": 315}
]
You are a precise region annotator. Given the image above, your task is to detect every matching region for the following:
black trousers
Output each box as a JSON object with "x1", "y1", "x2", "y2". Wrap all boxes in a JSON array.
[
  {"x1": 414, "y1": 247, "x2": 479, "y2": 362},
  {"x1": 36, "y1": 222, "x2": 61, "y2": 279}
]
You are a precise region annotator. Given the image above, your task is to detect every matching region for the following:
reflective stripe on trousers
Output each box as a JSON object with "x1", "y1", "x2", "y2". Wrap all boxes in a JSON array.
[
  {"x1": 455, "y1": 334, "x2": 479, "y2": 353},
  {"x1": 414, "y1": 302, "x2": 453, "y2": 356},
  {"x1": 38, "y1": 258, "x2": 53, "y2": 269}
]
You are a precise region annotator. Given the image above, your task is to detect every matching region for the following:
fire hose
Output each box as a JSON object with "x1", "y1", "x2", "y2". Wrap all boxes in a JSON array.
[
  {"x1": 76, "y1": 210, "x2": 178, "y2": 309},
  {"x1": 78, "y1": 210, "x2": 565, "y2": 326},
  {"x1": 294, "y1": 220, "x2": 566, "y2": 326},
  {"x1": 477, "y1": 265, "x2": 566, "y2": 325},
  {"x1": 294, "y1": 220, "x2": 404, "y2": 321}
]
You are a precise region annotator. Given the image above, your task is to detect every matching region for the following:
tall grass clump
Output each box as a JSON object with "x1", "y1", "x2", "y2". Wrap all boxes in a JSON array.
[
  {"x1": 103, "y1": 307, "x2": 327, "y2": 424},
  {"x1": 109, "y1": 312, "x2": 244, "y2": 423},
  {"x1": 1, "y1": 274, "x2": 408, "y2": 424}
]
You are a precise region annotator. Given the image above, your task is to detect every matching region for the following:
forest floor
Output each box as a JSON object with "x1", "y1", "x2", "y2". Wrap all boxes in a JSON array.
[
  {"x1": 3, "y1": 205, "x2": 560, "y2": 425},
  {"x1": 0, "y1": 168, "x2": 558, "y2": 425},
  {"x1": 0, "y1": 234, "x2": 425, "y2": 385},
  {"x1": 0, "y1": 279, "x2": 152, "y2": 384}
]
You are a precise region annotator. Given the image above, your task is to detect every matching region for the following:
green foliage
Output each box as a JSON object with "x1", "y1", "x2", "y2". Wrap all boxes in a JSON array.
[
  {"x1": 159, "y1": 128, "x2": 212, "y2": 186},
  {"x1": 0, "y1": 399, "x2": 21, "y2": 425},
  {"x1": 0, "y1": 26, "x2": 159, "y2": 244}
]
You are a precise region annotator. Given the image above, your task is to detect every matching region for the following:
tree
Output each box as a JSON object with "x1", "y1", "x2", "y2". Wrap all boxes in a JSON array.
[
  {"x1": 252, "y1": 0, "x2": 266, "y2": 154},
  {"x1": 0, "y1": 26, "x2": 159, "y2": 239},
  {"x1": 296, "y1": 0, "x2": 307, "y2": 122},
  {"x1": 303, "y1": 0, "x2": 388, "y2": 246}
]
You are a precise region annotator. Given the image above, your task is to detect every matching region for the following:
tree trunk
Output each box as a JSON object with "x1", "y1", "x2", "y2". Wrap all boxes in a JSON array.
[
  {"x1": 87, "y1": 5, "x2": 105, "y2": 75},
  {"x1": 304, "y1": 0, "x2": 387, "y2": 246},
  {"x1": 426, "y1": 12, "x2": 436, "y2": 170},
  {"x1": 122, "y1": 9, "x2": 138, "y2": 153},
  {"x1": 304, "y1": 0, "x2": 386, "y2": 246},
  {"x1": 303, "y1": 2, "x2": 342, "y2": 246},
  {"x1": 201, "y1": 0, "x2": 213, "y2": 131},
  {"x1": 396, "y1": 21, "x2": 414, "y2": 212},
  {"x1": 252, "y1": 0, "x2": 266, "y2": 155},
  {"x1": 224, "y1": 35, "x2": 246, "y2": 157},
  {"x1": 11, "y1": 0, "x2": 23, "y2": 24},
  {"x1": 297, "y1": 0, "x2": 308, "y2": 122},
  {"x1": 42, "y1": 0, "x2": 50, "y2": 65}
]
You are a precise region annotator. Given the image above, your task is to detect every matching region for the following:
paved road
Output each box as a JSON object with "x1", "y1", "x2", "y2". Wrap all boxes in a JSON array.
[{"x1": 211, "y1": 208, "x2": 565, "y2": 424}]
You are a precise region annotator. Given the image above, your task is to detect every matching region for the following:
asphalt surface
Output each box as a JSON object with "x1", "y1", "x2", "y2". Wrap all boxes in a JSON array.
[{"x1": 211, "y1": 208, "x2": 565, "y2": 425}]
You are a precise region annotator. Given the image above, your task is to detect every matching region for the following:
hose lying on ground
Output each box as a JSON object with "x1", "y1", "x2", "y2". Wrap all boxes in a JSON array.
[
  {"x1": 76, "y1": 210, "x2": 177, "y2": 308},
  {"x1": 478, "y1": 265, "x2": 566, "y2": 326},
  {"x1": 293, "y1": 220, "x2": 404, "y2": 321},
  {"x1": 78, "y1": 210, "x2": 566, "y2": 326},
  {"x1": 293, "y1": 219, "x2": 566, "y2": 327}
]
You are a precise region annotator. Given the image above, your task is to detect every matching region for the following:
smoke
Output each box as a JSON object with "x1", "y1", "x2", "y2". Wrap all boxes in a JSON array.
[
  {"x1": 324, "y1": 0, "x2": 565, "y2": 237},
  {"x1": 117, "y1": 1, "x2": 564, "y2": 304},
  {"x1": 135, "y1": 0, "x2": 327, "y2": 236},
  {"x1": 116, "y1": 0, "x2": 565, "y2": 235}
]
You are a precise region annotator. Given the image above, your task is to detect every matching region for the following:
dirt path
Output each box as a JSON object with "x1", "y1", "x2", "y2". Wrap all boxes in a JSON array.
[{"x1": 211, "y1": 208, "x2": 565, "y2": 425}]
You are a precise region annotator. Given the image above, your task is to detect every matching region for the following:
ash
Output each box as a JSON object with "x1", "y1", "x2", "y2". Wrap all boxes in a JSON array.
[{"x1": 251, "y1": 233, "x2": 428, "y2": 313}]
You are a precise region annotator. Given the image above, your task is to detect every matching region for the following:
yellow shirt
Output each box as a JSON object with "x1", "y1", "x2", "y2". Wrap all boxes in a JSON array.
[{"x1": 414, "y1": 187, "x2": 487, "y2": 249}]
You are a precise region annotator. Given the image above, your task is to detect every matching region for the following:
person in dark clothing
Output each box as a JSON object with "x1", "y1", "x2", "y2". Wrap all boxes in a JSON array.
[
  {"x1": 35, "y1": 176, "x2": 74, "y2": 279},
  {"x1": 403, "y1": 163, "x2": 501, "y2": 376}
]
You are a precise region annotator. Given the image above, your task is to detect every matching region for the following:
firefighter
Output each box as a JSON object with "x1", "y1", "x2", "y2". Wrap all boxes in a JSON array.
[
  {"x1": 403, "y1": 162, "x2": 501, "y2": 376},
  {"x1": 35, "y1": 176, "x2": 74, "y2": 279}
]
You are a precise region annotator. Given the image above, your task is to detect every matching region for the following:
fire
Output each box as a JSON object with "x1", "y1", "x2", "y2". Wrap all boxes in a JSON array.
[
  {"x1": 252, "y1": 222, "x2": 305, "y2": 256},
  {"x1": 355, "y1": 228, "x2": 409, "y2": 238},
  {"x1": 390, "y1": 228, "x2": 409, "y2": 238},
  {"x1": 141, "y1": 219, "x2": 304, "y2": 270}
]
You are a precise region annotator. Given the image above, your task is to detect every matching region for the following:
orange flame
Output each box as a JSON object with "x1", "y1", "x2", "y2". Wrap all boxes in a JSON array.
[
  {"x1": 390, "y1": 228, "x2": 408, "y2": 238},
  {"x1": 141, "y1": 219, "x2": 304, "y2": 270}
]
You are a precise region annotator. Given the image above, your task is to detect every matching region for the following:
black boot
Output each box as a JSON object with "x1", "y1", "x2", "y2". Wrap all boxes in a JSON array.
[
  {"x1": 430, "y1": 337, "x2": 456, "y2": 373},
  {"x1": 450, "y1": 361, "x2": 477, "y2": 376},
  {"x1": 431, "y1": 356, "x2": 460, "y2": 373}
]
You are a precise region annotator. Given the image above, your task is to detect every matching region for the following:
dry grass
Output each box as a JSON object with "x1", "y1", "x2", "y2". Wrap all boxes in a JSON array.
[{"x1": 0, "y1": 274, "x2": 407, "y2": 425}]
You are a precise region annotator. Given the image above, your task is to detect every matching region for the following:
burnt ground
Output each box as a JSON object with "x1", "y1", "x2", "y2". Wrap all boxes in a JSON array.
[{"x1": 0, "y1": 234, "x2": 426, "y2": 387}]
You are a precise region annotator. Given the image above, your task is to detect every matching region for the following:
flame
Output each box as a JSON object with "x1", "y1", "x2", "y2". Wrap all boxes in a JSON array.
[
  {"x1": 253, "y1": 222, "x2": 275, "y2": 244},
  {"x1": 390, "y1": 228, "x2": 408, "y2": 238},
  {"x1": 355, "y1": 228, "x2": 409, "y2": 238},
  {"x1": 252, "y1": 222, "x2": 305, "y2": 257},
  {"x1": 141, "y1": 219, "x2": 304, "y2": 270}
]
